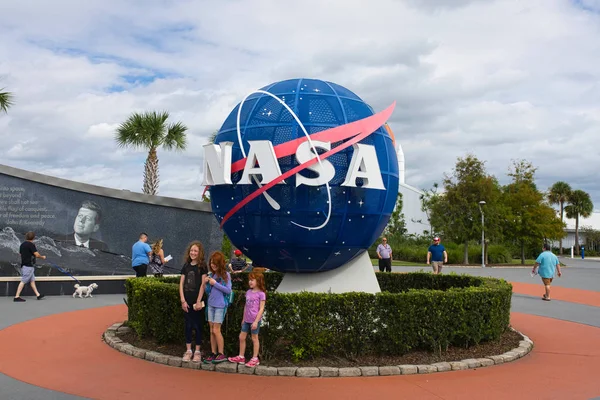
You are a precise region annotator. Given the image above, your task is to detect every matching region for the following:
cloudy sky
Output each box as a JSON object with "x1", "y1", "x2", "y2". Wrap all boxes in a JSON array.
[{"x1": 0, "y1": 0, "x2": 599, "y2": 211}]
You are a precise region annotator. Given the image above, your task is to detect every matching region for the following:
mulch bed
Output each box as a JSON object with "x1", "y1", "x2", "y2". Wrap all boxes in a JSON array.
[{"x1": 117, "y1": 328, "x2": 522, "y2": 367}]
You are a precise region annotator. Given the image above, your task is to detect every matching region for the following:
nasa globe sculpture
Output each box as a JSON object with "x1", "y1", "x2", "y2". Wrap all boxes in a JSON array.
[{"x1": 203, "y1": 78, "x2": 398, "y2": 293}]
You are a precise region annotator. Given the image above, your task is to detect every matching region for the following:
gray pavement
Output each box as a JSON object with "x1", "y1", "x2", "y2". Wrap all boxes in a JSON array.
[
  {"x1": 383, "y1": 257, "x2": 600, "y2": 291},
  {"x1": 1, "y1": 263, "x2": 599, "y2": 400}
]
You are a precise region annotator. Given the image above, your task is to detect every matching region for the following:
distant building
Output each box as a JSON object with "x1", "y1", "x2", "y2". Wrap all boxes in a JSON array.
[
  {"x1": 396, "y1": 142, "x2": 430, "y2": 236},
  {"x1": 551, "y1": 211, "x2": 600, "y2": 249}
]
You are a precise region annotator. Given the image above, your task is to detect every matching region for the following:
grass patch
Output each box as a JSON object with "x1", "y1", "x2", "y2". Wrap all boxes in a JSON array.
[{"x1": 371, "y1": 259, "x2": 425, "y2": 267}]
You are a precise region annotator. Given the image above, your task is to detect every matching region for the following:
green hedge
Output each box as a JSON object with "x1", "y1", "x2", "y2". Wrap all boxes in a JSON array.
[
  {"x1": 125, "y1": 272, "x2": 512, "y2": 360},
  {"x1": 368, "y1": 242, "x2": 513, "y2": 264}
]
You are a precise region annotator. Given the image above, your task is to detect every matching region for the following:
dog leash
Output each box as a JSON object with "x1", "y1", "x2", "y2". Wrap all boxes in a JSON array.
[{"x1": 45, "y1": 261, "x2": 81, "y2": 284}]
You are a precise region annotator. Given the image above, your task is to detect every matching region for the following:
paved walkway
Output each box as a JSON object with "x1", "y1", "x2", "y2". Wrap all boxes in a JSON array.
[{"x1": 0, "y1": 262, "x2": 598, "y2": 400}]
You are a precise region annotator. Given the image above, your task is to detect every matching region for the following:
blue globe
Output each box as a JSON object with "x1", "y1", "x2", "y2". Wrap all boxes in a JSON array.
[{"x1": 209, "y1": 78, "x2": 399, "y2": 273}]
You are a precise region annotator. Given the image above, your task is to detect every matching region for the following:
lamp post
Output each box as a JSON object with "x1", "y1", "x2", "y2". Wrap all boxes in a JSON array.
[{"x1": 478, "y1": 201, "x2": 486, "y2": 268}]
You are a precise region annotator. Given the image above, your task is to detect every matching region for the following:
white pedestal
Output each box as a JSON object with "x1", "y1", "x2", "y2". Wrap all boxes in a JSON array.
[{"x1": 276, "y1": 251, "x2": 381, "y2": 294}]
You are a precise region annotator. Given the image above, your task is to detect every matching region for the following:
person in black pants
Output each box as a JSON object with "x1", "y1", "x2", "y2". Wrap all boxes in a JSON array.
[
  {"x1": 131, "y1": 233, "x2": 152, "y2": 277},
  {"x1": 376, "y1": 237, "x2": 393, "y2": 272},
  {"x1": 179, "y1": 241, "x2": 208, "y2": 363}
]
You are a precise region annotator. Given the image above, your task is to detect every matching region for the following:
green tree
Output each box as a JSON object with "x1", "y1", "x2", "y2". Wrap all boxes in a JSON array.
[
  {"x1": 547, "y1": 181, "x2": 571, "y2": 254},
  {"x1": 386, "y1": 192, "x2": 407, "y2": 236},
  {"x1": 429, "y1": 154, "x2": 503, "y2": 264},
  {"x1": 503, "y1": 160, "x2": 564, "y2": 264},
  {"x1": 209, "y1": 129, "x2": 218, "y2": 144},
  {"x1": 0, "y1": 88, "x2": 14, "y2": 114},
  {"x1": 116, "y1": 111, "x2": 188, "y2": 195},
  {"x1": 419, "y1": 183, "x2": 440, "y2": 236},
  {"x1": 565, "y1": 189, "x2": 594, "y2": 255},
  {"x1": 581, "y1": 225, "x2": 600, "y2": 253}
]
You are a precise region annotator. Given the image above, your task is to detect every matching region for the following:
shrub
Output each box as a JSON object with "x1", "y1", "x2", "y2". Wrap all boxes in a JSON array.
[
  {"x1": 369, "y1": 240, "x2": 513, "y2": 265},
  {"x1": 487, "y1": 244, "x2": 512, "y2": 264},
  {"x1": 125, "y1": 272, "x2": 512, "y2": 361}
]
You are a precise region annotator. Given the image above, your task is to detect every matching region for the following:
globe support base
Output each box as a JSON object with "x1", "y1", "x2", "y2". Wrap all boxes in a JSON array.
[{"x1": 276, "y1": 251, "x2": 381, "y2": 294}]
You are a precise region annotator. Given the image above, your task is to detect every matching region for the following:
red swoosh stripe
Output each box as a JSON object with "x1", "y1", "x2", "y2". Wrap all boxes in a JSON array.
[
  {"x1": 230, "y1": 102, "x2": 396, "y2": 173},
  {"x1": 219, "y1": 102, "x2": 396, "y2": 227}
]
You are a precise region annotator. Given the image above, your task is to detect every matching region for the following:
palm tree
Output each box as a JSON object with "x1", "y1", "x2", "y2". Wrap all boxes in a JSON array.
[
  {"x1": 116, "y1": 111, "x2": 188, "y2": 195},
  {"x1": 547, "y1": 181, "x2": 572, "y2": 254},
  {"x1": 565, "y1": 189, "x2": 594, "y2": 256},
  {"x1": 0, "y1": 88, "x2": 14, "y2": 114}
]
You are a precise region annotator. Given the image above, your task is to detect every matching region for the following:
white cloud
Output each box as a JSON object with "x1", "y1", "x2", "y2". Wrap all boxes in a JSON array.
[{"x1": 0, "y1": 0, "x2": 599, "y2": 210}]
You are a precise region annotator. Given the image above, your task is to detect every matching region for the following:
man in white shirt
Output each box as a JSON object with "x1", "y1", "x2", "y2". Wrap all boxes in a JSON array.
[{"x1": 376, "y1": 237, "x2": 393, "y2": 272}]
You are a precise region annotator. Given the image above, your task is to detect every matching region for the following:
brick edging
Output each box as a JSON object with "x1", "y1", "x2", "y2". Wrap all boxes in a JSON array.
[{"x1": 103, "y1": 323, "x2": 533, "y2": 377}]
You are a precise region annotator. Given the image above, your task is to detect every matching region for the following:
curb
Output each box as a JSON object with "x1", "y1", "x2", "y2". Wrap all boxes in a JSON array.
[{"x1": 103, "y1": 323, "x2": 533, "y2": 378}]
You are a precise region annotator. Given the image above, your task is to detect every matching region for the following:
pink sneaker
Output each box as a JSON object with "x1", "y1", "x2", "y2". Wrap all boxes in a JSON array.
[
  {"x1": 245, "y1": 357, "x2": 260, "y2": 367},
  {"x1": 228, "y1": 355, "x2": 245, "y2": 364}
]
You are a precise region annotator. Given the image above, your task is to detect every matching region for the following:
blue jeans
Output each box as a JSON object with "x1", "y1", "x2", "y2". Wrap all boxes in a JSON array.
[
  {"x1": 241, "y1": 321, "x2": 260, "y2": 335},
  {"x1": 207, "y1": 306, "x2": 226, "y2": 323}
]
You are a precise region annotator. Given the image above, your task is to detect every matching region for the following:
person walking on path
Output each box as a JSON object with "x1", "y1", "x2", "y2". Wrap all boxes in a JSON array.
[
  {"x1": 132, "y1": 232, "x2": 152, "y2": 278},
  {"x1": 14, "y1": 231, "x2": 46, "y2": 302},
  {"x1": 376, "y1": 237, "x2": 393, "y2": 272},
  {"x1": 427, "y1": 236, "x2": 447, "y2": 274},
  {"x1": 532, "y1": 243, "x2": 562, "y2": 301}
]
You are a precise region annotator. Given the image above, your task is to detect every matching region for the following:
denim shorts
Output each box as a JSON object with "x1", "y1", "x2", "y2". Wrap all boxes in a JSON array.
[
  {"x1": 241, "y1": 321, "x2": 260, "y2": 335},
  {"x1": 207, "y1": 306, "x2": 226, "y2": 324},
  {"x1": 21, "y1": 266, "x2": 36, "y2": 283}
]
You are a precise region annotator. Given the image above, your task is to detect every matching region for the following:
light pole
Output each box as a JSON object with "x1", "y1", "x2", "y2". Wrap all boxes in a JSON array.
[{"x1": 478, "y1": 201, "x2": 486, "y2": 268}]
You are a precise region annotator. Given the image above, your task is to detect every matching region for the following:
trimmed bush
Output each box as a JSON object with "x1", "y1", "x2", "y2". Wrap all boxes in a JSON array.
[
  {"x1": 125, "y1": 272, "x2": 512, "y2": 361},
  {"x1": 369, "y1": 240, "x2": 513, "y2": 264}
]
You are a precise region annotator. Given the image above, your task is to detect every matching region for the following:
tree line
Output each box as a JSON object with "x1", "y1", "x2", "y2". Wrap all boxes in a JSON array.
[{"x1": 420, "y1": 154, "x2": 594, "y2": 264}]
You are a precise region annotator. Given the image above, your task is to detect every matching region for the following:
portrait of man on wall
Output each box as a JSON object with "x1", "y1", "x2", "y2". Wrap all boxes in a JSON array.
[{"x1": 57, "y1": 200, "x2": 108, "y2": 251}]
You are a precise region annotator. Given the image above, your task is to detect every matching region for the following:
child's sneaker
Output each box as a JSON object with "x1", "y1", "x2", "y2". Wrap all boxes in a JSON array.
[
  {"x1": 228, "y1": 355, "x2": 245, "y2": 364},
  {"x1": 192, "y1": 351, "x2": 202, "y2": 363},
  {"x1": 182, "y1": 350, "x2": 192, "y2": 362},
  {"x1": 212, "y1": 353, "x2": 227, "y2": 363},
  {"x1": 245, "y1": 357, "x2": 260, "y2": 367},
  {"x1": 203, "y1": 353, "x2": 216, "y2": 363}
]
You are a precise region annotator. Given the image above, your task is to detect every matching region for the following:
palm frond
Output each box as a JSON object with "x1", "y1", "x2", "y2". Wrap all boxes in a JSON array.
[
  {"x1": 115, "y1": 112, "x2": 152, "y2": 149},
  {"x1": 0, "y1": 89, "x2": 15, "y2": 114},
  {"x1": 163, "y1": 121, "x2": 188, "y2": 151}
]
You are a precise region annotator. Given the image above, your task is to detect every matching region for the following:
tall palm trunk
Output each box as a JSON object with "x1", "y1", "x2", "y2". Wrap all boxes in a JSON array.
[
  {"x1": 559, "y1": 201, "x2": 564, "y2": 255},
  {"x1": 143, "y1": 147, "x2": 159, "y2": 195},
  {"x1": 463, "y1": 240, "x2": 469, "y2": 265}
]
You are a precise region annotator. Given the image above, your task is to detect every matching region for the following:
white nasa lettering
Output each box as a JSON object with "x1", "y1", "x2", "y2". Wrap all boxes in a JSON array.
[
  {"x1": 202, "y1": 142, "x2": 233, "y2": 186},
  {"x1": 205, "y1": 140, "x2": 385, "y2": 190},
  {"x1": 294, "y1": 140, "x2": 336, "y2": 187},
  {"x1": 238, "y1": 141, "x2": 286, "y2": 185},
  {"x1": 341, "y1": 144, "x2": 386, "y2": 190}
]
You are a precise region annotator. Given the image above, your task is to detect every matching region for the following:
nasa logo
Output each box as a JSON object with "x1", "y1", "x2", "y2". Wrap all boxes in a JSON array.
[{"x1": 205, "y1": 78, "x2": 399, "y2": 273}]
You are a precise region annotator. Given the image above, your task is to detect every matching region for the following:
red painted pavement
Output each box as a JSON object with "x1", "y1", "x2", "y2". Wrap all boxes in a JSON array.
[{"x1": 0, "y1": 304, "x2": 598, "y2": 400}]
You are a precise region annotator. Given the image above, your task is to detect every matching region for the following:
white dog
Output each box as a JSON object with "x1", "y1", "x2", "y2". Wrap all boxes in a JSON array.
[{"x1": 73, "y1": 283, "x2": 98, "y2": 298}]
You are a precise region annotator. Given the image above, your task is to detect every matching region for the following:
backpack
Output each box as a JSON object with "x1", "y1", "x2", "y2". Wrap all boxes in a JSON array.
[{"x1": 205, "y1": 272, "x2": 234, "y2": 307}]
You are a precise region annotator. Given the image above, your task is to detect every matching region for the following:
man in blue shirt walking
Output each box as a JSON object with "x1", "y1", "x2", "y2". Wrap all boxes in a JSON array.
[
  {"x1": 132, "y1": 232, "x2": 152, "y2": 278},
  {"x1": 427, "y1": 237, "x2": 447, "y2": 275},
  {"x1": 532, "y1": 243, "x2": 562, "y2": 301}
]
